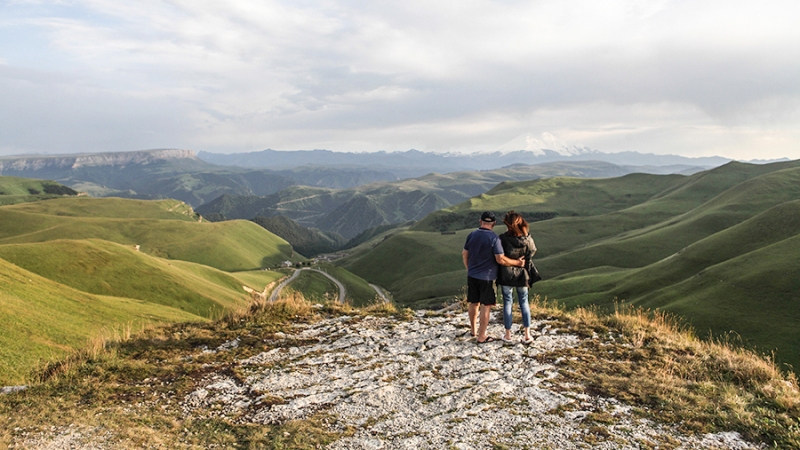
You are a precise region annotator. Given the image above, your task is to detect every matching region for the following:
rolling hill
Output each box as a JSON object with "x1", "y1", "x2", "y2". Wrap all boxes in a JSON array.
[
  {"x1": 338, "y1": 160, "x2": 800, "y2": 371},
  {"x1": 0, "y1": 197, "x2": 297, "y2": 271},
  {"x1": 0, "y1": 239, "x2": 250, "y2": 317},
  {"x1": 0, "y1": 191, "x2": 300, "y2": 384},
  {"x1": 0, "y1": 256, "x2": 202, "y2": 385}
]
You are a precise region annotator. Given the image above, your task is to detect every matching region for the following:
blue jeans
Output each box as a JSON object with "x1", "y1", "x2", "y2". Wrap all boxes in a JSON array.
[{"x1": 500, "y1": 285, "x2": 531, "y2": 330}]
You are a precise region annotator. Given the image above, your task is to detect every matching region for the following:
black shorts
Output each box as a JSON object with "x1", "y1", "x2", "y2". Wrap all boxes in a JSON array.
[{"x1": 467, "y1": 276, "x2": 497, "y2": 306}]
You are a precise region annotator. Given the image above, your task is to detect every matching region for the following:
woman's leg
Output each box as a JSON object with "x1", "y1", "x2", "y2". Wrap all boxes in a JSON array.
[
  {"x1": 517, "y1": 287, "x2": 532, "y2": 341},
  {"x1": 501, "y1": 285, "x2": 514, "y2": 339}
]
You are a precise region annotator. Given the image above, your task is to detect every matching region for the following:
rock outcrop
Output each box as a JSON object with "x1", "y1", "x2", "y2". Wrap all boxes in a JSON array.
[{"x1": 0, "y1": 149, "x2": 195, "y2": 172}]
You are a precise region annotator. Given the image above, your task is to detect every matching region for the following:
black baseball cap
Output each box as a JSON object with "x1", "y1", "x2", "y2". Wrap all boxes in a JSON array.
[{"x1": 480, "y1": 211, "x2": 496, "y2": 222}]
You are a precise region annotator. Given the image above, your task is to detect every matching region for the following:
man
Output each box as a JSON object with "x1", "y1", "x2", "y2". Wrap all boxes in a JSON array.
[{"x1": 462, "y1": 211, "x2": 525, "y2": 343}]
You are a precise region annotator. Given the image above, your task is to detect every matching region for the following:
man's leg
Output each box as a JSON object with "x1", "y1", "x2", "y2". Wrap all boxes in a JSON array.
[
  {"x1": 477, "y1": 304, "x2": 493, "y2": 342},
  {"x1": 468, "y1": 302, "x2": 479, "y2": 336}
]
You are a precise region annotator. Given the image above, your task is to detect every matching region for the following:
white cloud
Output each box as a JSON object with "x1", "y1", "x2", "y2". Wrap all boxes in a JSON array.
[{"x1": 1, "y1": 0, "x2": 799, "y2": 159}]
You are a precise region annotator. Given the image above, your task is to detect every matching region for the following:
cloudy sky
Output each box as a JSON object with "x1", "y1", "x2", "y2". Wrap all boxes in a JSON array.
[{"x1": 1, "y1": 0, "x2": 799, "y2": 159}]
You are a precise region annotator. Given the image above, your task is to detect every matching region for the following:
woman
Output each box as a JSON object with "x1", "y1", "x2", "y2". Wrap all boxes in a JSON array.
[{"x1": 497, "y1": 211, "x2": 537, "y2": 344}]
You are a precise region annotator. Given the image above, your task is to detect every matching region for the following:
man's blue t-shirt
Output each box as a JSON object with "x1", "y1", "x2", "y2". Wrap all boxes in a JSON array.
[{"x1": 463, "y1": 227, "x2": 504, "y2": 281}]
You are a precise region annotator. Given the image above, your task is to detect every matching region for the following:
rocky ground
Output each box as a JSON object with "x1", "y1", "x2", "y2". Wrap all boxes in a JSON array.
[
  {"x1": 6, "y1": 307, "x2": 770, "y2": 449},
  {"x1": 173, "y1": 309, "x2": 762, "y2": 449}
]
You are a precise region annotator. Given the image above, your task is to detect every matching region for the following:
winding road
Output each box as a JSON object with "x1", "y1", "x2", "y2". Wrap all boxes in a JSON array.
[
  {"x1": 268, "y1": 268, "x2": 391, "y2": 304},
  {"x1": 269, "y1": 268, "x2": 347, "y2": 303},
  {"x1": 369, "y1": 283, "x2": 390, "y2": 303}
]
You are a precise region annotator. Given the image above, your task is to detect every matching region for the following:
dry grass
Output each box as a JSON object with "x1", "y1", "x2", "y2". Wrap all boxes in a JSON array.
[
  {"x1": 528, "y1": 297, "x2": 800, "y2": 447},
  {"x1": 32, "y1": 321, "x2": 152, "y2": 383}
]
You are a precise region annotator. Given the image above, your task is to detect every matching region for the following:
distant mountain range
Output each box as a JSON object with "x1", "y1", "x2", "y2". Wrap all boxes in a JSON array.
[
  {"x1": 0, "y1": 149, "x2": 402, "y2": 206},
  {"x1": 197, "y1": 148, "x2": 736, "y2": 177},
  {"x1": 0, "y1": 148, "x2": 725, "y2": 212}
]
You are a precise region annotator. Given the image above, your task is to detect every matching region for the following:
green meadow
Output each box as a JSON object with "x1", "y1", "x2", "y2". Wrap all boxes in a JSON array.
[
  {"x1": 0, "y1": 192, "x2": 303, "y2": 384},
  {"x1": 0, "y1": 197, "x2": 297, "y2": 271},
  {"x1": 0, "y1": 239, "x2": 248, "y2": 317},
  {"x1": 339, "y1": 161, "x2": 800, "y2": 371},
  {"x1": 0, "y1": 257, "x2": 198, "y2": 384},
  {"x1": 278, "y1": 264, "x2": 378, "y2": 307}
]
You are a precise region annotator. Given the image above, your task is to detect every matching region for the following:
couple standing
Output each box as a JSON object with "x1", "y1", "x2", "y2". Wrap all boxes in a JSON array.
[{"x1": 462, "y1": 211, "x2": 537, "y2": 344}]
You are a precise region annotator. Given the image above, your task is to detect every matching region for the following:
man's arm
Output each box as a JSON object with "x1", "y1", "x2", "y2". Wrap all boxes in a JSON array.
[
  {"x1": 495, "y1": 253, "x2": 525, "y2": 267},
  {"x1": 462, "y1": 249, "x2": 469, "y2": 270}
]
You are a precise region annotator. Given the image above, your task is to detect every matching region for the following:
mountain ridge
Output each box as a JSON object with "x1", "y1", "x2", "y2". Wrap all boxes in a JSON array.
[
  {"x1": 197, "y1": 148, "x2": 731, "y2": 173},
  {"x1": 0, "y1": 149, "x2": 195, "y2": 171}
]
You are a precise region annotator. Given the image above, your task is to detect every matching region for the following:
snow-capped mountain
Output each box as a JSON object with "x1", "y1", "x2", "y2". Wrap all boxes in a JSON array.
[{"x1": 496, "y1": 133, "x2": 599, "y2": 157}]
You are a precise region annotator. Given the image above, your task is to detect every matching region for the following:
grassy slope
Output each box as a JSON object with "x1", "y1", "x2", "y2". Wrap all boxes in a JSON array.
[
  {"x1": 0, "y1": 258, "x2": 198, "y2": 385},
  {"x1": 538, "y1": 166, "x2": 800, "y2": 277},
  {"x1": 251, "y1": 215, "x2": 345, "y2": 257},
  {"x1": 414, "y1": 173, "x2": 689, "y2": 232},
  {"x1": 0, "y1": 198, "x2": 297, "y2": 271},
  {"x1": 339, "y1": 229, "x2": 468, "y2": 306},
  {"x1": 0, "y1": 239, "x2": 250, "y2": 317},
  {"x1": 2, "y1": 197, "x2": 197, "y2": 220},
  {"x1": 0, "y1": 196, "x2": 303, "y2": 383}
]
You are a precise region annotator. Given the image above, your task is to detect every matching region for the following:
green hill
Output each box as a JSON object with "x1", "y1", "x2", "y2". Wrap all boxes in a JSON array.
[
  {"x1": 0, "y1": 257, "x2": 199, "y2": 384},
  {"x1": 0, "y1": 196, "x2": 304, "y2": 383},
  {"x1": 0, "y1": 197, "x2": 298, "y2": 271},
  {"x1": 0, "y1": 239, "x2": 249, "y2": 317},
  {"x1": 318, "y1": 264, "x2": 382, "y2": 307},
  {"x1": 338, "y1": 160, "x2": 800, "y2": 370}
]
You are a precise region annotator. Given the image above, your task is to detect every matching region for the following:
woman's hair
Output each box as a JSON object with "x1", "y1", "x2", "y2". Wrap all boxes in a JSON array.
[{"x1": 503, "y1": 210, "x2": 529, "y2": 237}]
